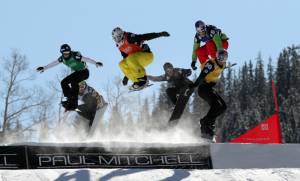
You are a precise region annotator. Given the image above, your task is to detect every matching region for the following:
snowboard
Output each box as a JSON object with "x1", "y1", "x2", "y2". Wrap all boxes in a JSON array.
[
  {"x1": 129, "y1": 83, "x2": 153, "y2": 92},
  {"x1": 168, "y1": 87, "x2": 194, "y2": 125}
]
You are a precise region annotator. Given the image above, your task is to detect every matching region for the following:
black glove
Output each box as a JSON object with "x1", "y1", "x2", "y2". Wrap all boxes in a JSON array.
[
  {"x1": 96, "y1": 62, "x2": 103, "y2": 67},
  {"x1": 122, "y1": 76, "x2": 128, "y2": 86},
  {"x1": 188, "y1": 83, "x2": 196, "y2": 89},
  {"x1": 159, "y1": 31, "x2": 170, "y2": 37},
  {"x1": 191, "y1": 61, "x2": 197, "y2": 70},
  {"x1": 36, "y1": 66, "x2": 44, "y2": 72},
  {"x1": 187, "y1": 69, "x2": 192, "y2": 76}
]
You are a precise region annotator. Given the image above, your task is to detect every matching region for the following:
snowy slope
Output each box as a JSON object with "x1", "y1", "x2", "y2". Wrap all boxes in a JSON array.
[{"x1": 0, "y1": 168, "x2": 300, "y2": 181}]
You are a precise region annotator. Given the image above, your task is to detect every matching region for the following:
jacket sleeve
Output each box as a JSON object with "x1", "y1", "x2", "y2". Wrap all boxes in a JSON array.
[
  {"x1": 81, "y1": 56, "x2": 98, "y2": 65},
  {"x1": 194, "y1": 61, "x2": 215, "y2": 86},
  {"x1": 192, "y1": 36, "x2": 200, "y2": 62},
  {"x1": 148, "y1": 74, "x2": 167, "y2": 82},
  {"x1": 43, "y1": 59, "x2": 61, "y2": 71},
  {"x1": 212, "y1": 34, "x2": 223, "y2": 50},
  {"x1": 87, "y1": 86, "x2": 107, "y2": 110},
  {"x1": 181, "y1": 68, "x2": 192, "y2": 77},
  {"x1": 208, "y1": 25, "x2": 228, "y2": 50},
  {"x1": 127, "y1": 32, "x2": 162, "y2": 43}
]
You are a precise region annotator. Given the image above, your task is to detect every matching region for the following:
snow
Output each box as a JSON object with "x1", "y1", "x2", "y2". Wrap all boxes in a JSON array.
[
  {"x1": 28, "y1": 115, "x2": 205, "y2": 144},
  {"x1": 2, "y1": 112, "x2": 300, "y2": 180},
  {"x1": 0, "y1": 168, "x2": 300, "y2": 181}
]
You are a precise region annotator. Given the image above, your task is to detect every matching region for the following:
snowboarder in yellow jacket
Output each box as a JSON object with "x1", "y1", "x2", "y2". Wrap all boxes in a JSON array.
[{"x1": 112, "y1": 27, "x2": 170, "y2": 90}]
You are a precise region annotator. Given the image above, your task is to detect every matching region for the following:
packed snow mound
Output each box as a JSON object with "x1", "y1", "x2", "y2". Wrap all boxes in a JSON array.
[{"x1": 0, "y1": 168, "x2": 299, "y2": 181}]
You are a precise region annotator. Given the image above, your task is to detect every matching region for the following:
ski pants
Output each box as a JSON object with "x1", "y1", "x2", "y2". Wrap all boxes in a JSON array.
[
  {"x1": 195, "y1": 39, "x2": 229, "y2": 64},
  {"x1": 61, "y1": 68, "x2": 89, "y2": 103},
  {"x1": 166, "y1": 87, "x2": 181, "y2": 105},
  {"x1": 119, "y1": 52, "x2": 153, "y2": 83},
  {"x1": 197, "y1": 84, "x2": 227, "y2": 127}
]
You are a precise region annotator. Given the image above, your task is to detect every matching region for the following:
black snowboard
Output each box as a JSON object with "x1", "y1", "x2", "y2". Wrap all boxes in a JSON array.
[
  {"x1": 76, "y1": 104, "x2": 97, "y2": 127},
  {"x1": 168, "y1": 87, "x2": 194, "y2": 125}
]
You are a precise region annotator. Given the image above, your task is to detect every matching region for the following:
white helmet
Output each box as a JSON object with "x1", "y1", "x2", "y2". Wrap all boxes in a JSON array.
[{"x1": 112, "y1": 27, "x2": 124, "y2": 43}]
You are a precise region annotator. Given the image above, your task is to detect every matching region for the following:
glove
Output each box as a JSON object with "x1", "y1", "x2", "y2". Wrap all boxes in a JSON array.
[
  {"x1": 159, "y1": 31, "x2": 170, "y2": 37},
  {"x1": 122, "y1": 76, "x2": 128, "y2": 86},
  {"x1": 191, "y1": 61, "x2": 197, "y2": 70},
  {"x1": 96, "y1": 62, "x2": 103, "y2": 67},
  {"x1": 186, "y1": 69, "x2": 192, "y2": 76},
  {"x1": 188, "y1": 83, "x2": 196, "y2": 89},
  {"x1": 36, "y1": 66, "x2": 44, "y2": 73}
]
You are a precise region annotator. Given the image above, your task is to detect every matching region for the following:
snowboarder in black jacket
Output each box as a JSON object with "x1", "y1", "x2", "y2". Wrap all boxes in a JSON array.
[{"x1": 148, "y1": 62, "x2": 193, "y2": 105}]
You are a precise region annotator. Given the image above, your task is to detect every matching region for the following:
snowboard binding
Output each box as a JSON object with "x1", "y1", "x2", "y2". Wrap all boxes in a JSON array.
[
  {"x1": 61, "y1": 99, "x2": 78, "y2": 111},
  {"x1": 129, "y1": 83, "x2": 153, "y2": 92}
]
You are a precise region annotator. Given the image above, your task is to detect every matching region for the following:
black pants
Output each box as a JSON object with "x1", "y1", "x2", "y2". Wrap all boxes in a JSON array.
[
  {"x1": 61, "y1": 69, "x2": 89, "y2": 103},
  {"x1": 197, "y1": 84, "x2": 227, "y2": 129},
  {"x1": 166, "y1": 87, "x2": 181, "y2": 105}
]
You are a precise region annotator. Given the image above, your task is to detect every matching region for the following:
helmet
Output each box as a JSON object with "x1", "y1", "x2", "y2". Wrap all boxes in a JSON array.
[
  {"x1": 163, "y1": 62, "x2": 174, "y2": 71},
  {"x1": 112, "y1": 27, "x2": 124, "y2": 43},
  {"x1": 60, "y1": 44, "x2": 71, "y2": 53},
  {"x1": 216, "y1": 49, "x2": 228, "y2": 63},
  {"x1": 78, "y1": 81, "x2": 87, "y2": 90},
  {"x1": 195, "y1": 20, "x2": 206, "y2": 33}
]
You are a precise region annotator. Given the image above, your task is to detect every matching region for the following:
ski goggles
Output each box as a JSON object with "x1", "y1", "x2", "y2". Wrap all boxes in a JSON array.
[
  {"x1": 62, "y1": 51, "x2": 71, "y2": 56},
  {"x1": 196, "y1": 26, "x2": 206, "y2": 33},
  {"x1": 217, "y1": 51, "x2": 228, "y2": 63},
  {"x1": 165, "y1": 67, "x2": 174, "y2": 75}
]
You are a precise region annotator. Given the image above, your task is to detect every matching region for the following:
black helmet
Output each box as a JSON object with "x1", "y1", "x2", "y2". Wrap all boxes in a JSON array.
[
  {"x1": 60, "y1": 44, "x2": 71, "y2": 53},
  {"x1": 195, "y1": 20, "x2": 205, "y2": 28},
  {"x1": 195, "y1": 20, "x2": 206, "y2": 33},
  {"x1": 163, "y1": 62, "x2": 173, "y2": 71}
]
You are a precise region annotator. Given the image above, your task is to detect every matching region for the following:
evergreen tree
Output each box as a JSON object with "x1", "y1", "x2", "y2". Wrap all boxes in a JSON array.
[
  {"x1": 288, "y1": 45, "x2": 300, "y2": 92},
  {"x1": 239, "y1": 62, "x2": 250, "y2": 112},
  {"x1": 267, "y1": 57, "x2": 275, "y2": 114},
  {"x1": 225, "y1": 65, "x2": 233, "y2": 102},
  {"x1": 276, "y1": 49, "x2": 290, "y2": 102},
  {"x1": 254, "y1": 53, "x2": 267, "y2": 119},
  {"x1": 248, "y1": 60, "x2": 255, "y2": 96}
]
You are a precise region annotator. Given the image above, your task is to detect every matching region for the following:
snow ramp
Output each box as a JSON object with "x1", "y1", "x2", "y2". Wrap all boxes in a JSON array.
[
  {"x1": 0, "y1": 142, "x2": 212, "y2": 169},
  {"x1": 0, "y1": 142, "x2": 300, "y2": 169}
]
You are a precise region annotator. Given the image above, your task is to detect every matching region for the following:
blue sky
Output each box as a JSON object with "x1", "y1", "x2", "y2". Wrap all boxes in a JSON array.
[{"x1": 1, "y1": 0, "x2": 299, "y2": 96}]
